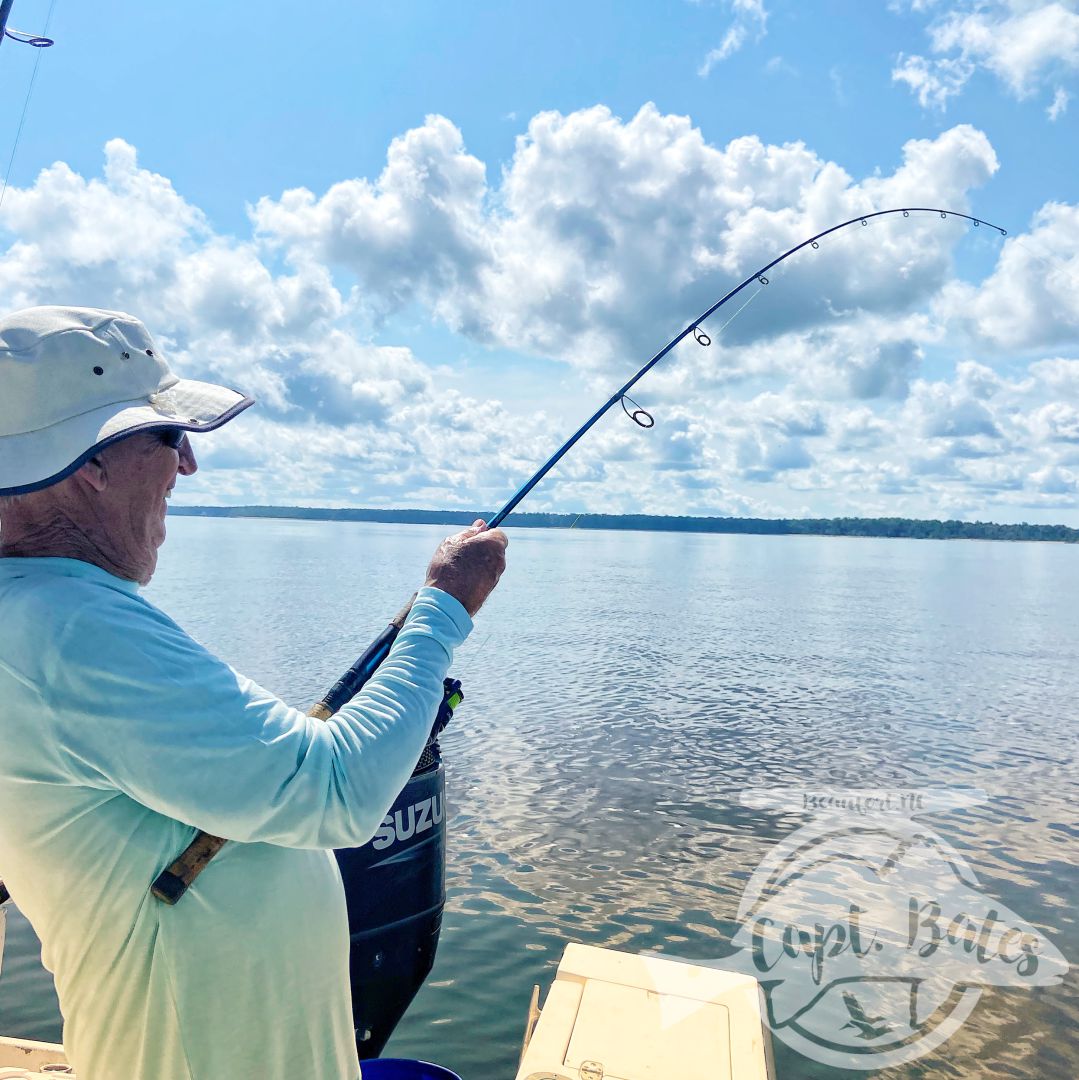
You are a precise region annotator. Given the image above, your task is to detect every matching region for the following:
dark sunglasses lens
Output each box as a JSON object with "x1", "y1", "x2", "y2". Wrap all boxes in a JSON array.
[{"x1": 160, "y1": 428, "x2": 186, "y2": 449}]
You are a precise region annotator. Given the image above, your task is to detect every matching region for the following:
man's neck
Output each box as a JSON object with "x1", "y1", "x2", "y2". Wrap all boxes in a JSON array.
[{"x1": 0, "y1": 514, "x2": 138, "y2": 583}]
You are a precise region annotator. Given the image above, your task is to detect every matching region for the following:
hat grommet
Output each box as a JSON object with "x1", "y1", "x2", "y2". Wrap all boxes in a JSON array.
[{"x1": 0, "y1": 305, "x2": 254, "y2": 493}]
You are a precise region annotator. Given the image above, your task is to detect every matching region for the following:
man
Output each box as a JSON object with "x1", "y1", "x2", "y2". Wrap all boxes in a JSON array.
[{"x1": 0, "y1": 306, "x2": 508, "y2": 1079}]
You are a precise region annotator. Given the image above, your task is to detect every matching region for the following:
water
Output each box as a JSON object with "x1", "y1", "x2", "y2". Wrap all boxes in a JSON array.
[{"x1": 1, "y1": 518, "x2": 1077, "y2": 1078}]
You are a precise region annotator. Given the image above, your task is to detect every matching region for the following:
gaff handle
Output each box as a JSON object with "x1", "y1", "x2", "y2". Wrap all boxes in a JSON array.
[{"x1": 151, "y1": 594, "x2": 419, "y2": 905}]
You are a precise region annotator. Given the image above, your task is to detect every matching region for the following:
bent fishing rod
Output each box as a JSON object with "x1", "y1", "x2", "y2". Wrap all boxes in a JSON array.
[
  {"x1": 303, "y1": 206, "x2": 1008, "y2": 712},
  {"x1": 151, "y1": 206, "x2": 1005, "y2": 904}
]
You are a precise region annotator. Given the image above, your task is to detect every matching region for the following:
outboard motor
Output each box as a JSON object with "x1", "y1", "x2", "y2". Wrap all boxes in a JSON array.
[{"x1": 335, "y1": 679, "x2": 460, "y2": 1059}]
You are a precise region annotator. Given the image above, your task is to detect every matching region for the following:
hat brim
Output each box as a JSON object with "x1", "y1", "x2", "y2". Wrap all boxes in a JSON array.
[{"x1": 0, "y1": 377, "x2": 254, "y2": 496}]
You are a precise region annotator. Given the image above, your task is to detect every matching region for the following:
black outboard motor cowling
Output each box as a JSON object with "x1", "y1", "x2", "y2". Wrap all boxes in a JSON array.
[{"x1": 334, "y1": 684, "x2": 456, "y2": 1059}]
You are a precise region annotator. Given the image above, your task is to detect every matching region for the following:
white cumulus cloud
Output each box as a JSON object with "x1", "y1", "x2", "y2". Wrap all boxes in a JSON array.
[
  {"x1": 1, "y1": 113, "x2": 1076, "y2": 523},
  {"x1": 896, "y1": 1, "x2": 1079, "y2": 109},
  {"x1": 939, "y1": 201, "x2": 1079, "y2": 352},
  {"x1": 254, "y1": 109, "x2": 998, "y2": 380}
]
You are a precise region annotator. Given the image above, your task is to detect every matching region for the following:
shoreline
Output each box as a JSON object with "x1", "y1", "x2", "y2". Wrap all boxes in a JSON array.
[{"x1": 168, "y1": 506, "x2": 1079, "y2": 545}]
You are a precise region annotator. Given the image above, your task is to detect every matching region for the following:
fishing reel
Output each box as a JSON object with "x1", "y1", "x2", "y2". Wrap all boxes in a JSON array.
[
  {"x1": 414, "y1": 677, "x2": 462, "y2": 775},
  {"x1": 432, "y1": 677, "x2": 463, "y2": 739}
]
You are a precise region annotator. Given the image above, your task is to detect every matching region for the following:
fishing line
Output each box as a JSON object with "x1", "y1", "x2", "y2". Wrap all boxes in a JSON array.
[
  {"x1": 618, "y1": 276, "x2": 767, "y2": 425},
  {"x1": 618, "y1": 266, "x2": 772, "y2": 426},
  {"x1": 1008, "y1": 233, "x2": 1079, "y2": 291},
  {"x1": 450, "y1": 631, "x2": 493, "y2": 681},
  {"x1": 0, "y1": 0, "x2": 57, "y2": 215},
  {"x1": 714, "y1": 280, "x2": 765, "y2": 337}
]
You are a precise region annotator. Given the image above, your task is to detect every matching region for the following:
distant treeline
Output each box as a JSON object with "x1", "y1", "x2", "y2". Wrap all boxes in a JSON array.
[{"x1": 170, "y1": 506, "x2": 1079, "y2": 543}]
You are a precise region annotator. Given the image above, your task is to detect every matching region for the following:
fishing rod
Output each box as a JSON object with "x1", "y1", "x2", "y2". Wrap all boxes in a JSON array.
[
  {"x1": 0, "y1": 5, "x2": 58, "y2": 915},
  {"x1": 0, "y1": 1, "x2": 54, "y2": 53},
  {"x1": 0, "y1": 0, "x2": 55, "y2": 221},
  {"x1": 0, "y1": 0, "x2": 54, "y2": 51},
  {"x1": 151, "y1": 205, "x2": 1005, "y2": 904},
  {"x1": 304, "y1": 206, "x2": 1007, "y2": 715}
]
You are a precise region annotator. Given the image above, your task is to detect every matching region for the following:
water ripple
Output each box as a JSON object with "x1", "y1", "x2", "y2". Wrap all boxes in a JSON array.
[{"x1": 1, "y1": 522, "x2": 1076, "y2": 1079}]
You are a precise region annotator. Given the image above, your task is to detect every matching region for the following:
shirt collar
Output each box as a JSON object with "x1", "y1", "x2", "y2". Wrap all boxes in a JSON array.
[{"x1": 0, "y1": 556, "x2": 141, "y2": 595}]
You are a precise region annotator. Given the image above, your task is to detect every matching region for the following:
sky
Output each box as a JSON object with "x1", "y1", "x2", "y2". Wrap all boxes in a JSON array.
[{"x1": 1, "y1": 0, "x2": 1078, "y2": 523}]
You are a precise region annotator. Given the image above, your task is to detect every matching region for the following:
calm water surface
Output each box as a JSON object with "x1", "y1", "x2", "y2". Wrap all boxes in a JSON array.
[{"x1": 1, "y1": 518, "x2": 1077, "y2": 1078}]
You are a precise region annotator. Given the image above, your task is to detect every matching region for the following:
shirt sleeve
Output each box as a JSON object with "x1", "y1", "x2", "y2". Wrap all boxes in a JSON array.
[{"x1": 45, "y1": 585, "x2": 472, "y2": 849}]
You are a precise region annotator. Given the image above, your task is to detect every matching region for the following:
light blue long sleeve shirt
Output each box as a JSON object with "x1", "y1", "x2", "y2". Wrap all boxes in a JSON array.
[{"x1": 0, "y1": 556, "x2": 472, "y2": 1080}]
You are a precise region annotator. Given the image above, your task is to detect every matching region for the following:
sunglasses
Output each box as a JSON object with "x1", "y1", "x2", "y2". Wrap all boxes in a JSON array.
[{"x1": 157, "y1": 427, "x2": 189, "y2": 450}]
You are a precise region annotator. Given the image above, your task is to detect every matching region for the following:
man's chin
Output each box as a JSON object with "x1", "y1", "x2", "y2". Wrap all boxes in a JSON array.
[{"x1": 138, "y1": 552, "x2": 160, "y2": 587}]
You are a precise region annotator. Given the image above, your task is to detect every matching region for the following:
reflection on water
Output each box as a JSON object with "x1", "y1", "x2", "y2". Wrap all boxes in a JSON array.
[{"x1": 1, "y1": 520, "x2": 1076, "y2": 1078}]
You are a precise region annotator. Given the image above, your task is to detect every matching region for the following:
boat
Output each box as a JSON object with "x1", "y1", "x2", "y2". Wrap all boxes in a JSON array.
[
  {"x1": 0, "y1": 667, "x2": 775, "y2": 1080},
  {"x1": 2, "y1": 894, "x2": 774, "y2": 1080},
  {"x1": 1, "y1": 695, "x2": 776, "y2": 1079}
]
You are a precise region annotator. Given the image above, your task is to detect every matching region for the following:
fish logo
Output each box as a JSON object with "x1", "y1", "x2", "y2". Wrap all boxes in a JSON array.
[{"x1": 721, "y1": 790, "x2": 1069, "y2": 1069}]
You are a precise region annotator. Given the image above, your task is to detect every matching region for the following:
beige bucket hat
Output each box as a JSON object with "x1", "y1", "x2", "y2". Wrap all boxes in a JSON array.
[{"x1": 0, "y1": 306, "x2": 254, "y2": 495}]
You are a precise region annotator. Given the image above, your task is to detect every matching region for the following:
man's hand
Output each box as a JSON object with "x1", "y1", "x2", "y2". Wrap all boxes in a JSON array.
[{"x1": 424, "y1": 519, "x2": 508, "y2": 617}]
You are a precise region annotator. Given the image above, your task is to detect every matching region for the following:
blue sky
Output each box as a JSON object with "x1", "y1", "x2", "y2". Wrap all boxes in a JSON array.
[{"x1": 1, "y1": 0, "x2": 1078, "y2": 522}]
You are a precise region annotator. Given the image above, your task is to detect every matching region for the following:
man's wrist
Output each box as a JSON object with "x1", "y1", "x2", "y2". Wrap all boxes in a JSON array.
[{"x1": 414, "y1": 585, "x2": 474, "y2": 639}]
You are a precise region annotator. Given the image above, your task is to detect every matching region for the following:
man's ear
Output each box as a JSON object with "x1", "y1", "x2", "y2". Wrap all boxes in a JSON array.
[{"x1": 75, "y1": 454, "x2": 108, "y2": 493}]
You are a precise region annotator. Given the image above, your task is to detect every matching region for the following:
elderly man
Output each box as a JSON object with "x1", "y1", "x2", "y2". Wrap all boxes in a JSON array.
[{"x1": 0, "y1": 306, "x2": 507, "y2": 1080}]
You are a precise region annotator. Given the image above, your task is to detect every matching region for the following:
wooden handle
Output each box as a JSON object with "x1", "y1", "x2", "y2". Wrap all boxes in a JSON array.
[{"x1": 150, "y1": 831, "x2": 229, "y2": 904}]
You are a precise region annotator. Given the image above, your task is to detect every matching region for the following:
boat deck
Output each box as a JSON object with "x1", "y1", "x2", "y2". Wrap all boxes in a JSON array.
[
  {"x1": 0, "y1": 1035, "x2": 72, "y2": 1076},
  {"x1": 1, "y1": 944, "x2": 774, "y2": 1079}
]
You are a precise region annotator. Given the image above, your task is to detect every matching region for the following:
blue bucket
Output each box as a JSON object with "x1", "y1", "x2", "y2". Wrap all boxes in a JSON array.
[{"x1": 361, "y1": 1059, "x2": 462, "y2": 1080}]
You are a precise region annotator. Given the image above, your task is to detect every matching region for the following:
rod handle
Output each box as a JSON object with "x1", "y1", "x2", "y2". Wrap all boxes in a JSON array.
[
  {"x1": 149, "y1": 832, "x2": 228, "y2": 905},
  {"x1": 312, "y1": 594, "x2": 416, "y2": 717}
]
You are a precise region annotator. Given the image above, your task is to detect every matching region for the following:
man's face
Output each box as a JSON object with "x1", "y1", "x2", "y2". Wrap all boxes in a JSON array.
[{"x1": 93, "y1": 431, "x2": 197, "y2": 584}]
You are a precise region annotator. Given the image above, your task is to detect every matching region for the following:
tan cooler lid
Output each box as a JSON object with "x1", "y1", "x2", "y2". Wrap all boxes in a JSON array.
[
  {"x1": 516, "y1": 944, "x2": 774, "y2": 1080},
  {"x1": 564, "y1": 978, "x2": 732, "y2": 1080}
]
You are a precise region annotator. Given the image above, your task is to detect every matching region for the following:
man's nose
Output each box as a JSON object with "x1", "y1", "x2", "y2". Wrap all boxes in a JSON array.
[{"x1": 178, "y1": 436, "x2": 198, "y2": 476}]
